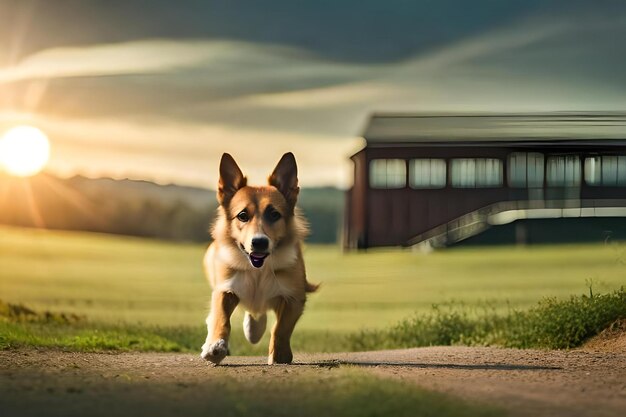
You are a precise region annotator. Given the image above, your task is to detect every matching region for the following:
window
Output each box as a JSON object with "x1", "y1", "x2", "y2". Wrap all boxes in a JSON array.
[
  {"x1": 409, "y1": 159, "x2": 446, "y2": 188},
  {"x1": 369, "y1": 159, "x2": 406, "y2": 189},
  {"x1": 508, "y1": 152, "x2": 544, "y2": 188},
  {"x1": 585, "y1": 156, "x2": 626, "y2": 186},
  {"x1": 450, "y1": 158, "x2": 502, "y2": 188},
  {"x1": 546, "y1": 156, "x2": 581, "y2": 187}
]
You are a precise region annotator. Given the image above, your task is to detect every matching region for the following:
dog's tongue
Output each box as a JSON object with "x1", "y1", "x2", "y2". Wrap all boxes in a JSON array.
[{"x1": 249, "y1": 253, "x2": 268, "y2": 268}]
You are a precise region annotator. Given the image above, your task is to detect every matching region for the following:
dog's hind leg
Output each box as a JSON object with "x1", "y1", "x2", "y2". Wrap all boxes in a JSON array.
[{"x1": 243, "y1": 312, "x2": 267, "y2": 344}]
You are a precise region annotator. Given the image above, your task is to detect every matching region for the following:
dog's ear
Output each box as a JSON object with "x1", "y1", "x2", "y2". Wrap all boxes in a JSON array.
[
  {"x1": 268, "y1": 152, "x2": 299, "y2": 210},
  {"x1": 218, "y1": 153, "x2": 247, "y2": 205}
]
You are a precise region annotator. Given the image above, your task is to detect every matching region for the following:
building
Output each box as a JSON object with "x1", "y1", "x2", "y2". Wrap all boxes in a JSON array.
[{"x1": 344, "y1": 113, "x2": 626, "y2": 249}]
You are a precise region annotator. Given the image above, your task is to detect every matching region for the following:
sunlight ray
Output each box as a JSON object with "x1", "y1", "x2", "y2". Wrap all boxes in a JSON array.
[
  {"x1": 6, "y1": 1, "x2": 37, "y2": 66},
  {"x1": 0, "y1": 180, "x2": 11, "y2": 212},
  {"x1": 23, "y1": 79, "x2": 51, "y2": 113},
  {"x1": 21, "y1": 179, "x2": 45, "y2": 228},
  {"x1": 39, "y1": 175, "x2": 107, "y2": 227}
]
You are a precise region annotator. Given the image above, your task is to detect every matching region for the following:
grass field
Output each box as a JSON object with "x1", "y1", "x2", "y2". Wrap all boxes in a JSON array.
[{"x1": 1, "y1": 225, "x2": 625, "y2": 353}]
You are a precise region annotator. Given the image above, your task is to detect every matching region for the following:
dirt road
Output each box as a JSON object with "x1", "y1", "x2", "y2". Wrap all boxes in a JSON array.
[{"x1": 1, "y1": 346, "x2": 624, "y2": 417}]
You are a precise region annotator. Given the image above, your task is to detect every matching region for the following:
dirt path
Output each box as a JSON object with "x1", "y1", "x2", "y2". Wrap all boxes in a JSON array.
[{"x1": 1, "y1": 346, "x2": 624, "y2": 417}]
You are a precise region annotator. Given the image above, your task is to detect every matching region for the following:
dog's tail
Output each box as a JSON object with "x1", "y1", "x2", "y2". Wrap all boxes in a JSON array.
[{"x1": 305, "y1": 280, "x2": 320, "y2": 293}]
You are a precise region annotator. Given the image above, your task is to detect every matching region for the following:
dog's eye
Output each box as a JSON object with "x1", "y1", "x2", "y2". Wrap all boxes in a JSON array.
[
  {"x1": 236, "y1": 211, "x2": 249, "y2": 222},
  {"x1": 269, "y1": 211, "x2": 282, "y2": 222}
]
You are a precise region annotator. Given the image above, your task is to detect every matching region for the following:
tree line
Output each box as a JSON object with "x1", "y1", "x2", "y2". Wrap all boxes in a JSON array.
[{"x1": 0, "y1": 174, "x2": 343, "y2": 243}]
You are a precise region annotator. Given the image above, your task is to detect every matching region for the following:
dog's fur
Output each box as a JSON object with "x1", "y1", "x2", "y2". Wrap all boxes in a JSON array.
[{"x1": 200, "y1": 152, "x2": 318, "y2": 365}]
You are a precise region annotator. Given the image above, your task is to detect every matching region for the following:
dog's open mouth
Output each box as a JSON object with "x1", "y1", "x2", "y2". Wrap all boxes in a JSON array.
[
  {"x1": 240, "y1": 244, "x2": 269, "y2": 268},
  {"x1": 249, "y1": 252, "x2": 268, "y2": 268}
]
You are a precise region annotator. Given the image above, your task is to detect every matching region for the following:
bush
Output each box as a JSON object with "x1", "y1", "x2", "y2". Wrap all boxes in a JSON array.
[
  {"x1": 510, "y1": 287, "x2": 626, "y2": 348},
  {"x1": 348, "y1": 287, "x2": 626, "y2": 351},
  {"x1": 0, "y1": 299, "x2": 84, "y2": 324}
]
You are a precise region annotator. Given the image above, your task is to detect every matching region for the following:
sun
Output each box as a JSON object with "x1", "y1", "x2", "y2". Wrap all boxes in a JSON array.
[{"x1": 0, "y1": 126, "x2": 51, "y2": 177}]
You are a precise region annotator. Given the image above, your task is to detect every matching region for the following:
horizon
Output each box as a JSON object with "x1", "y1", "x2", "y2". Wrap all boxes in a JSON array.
[{"x1": 0, "y1": 170, "x2": 348, "y2": 191}]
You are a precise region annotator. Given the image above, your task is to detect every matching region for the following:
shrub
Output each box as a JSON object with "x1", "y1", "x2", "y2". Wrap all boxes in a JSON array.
[{"x1": 348, "y1": 287, "x2": 626, "y2": 351}]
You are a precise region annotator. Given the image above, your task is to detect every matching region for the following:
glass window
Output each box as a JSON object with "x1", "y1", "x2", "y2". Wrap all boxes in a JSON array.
[
  {"x1": 409, "y1": 159, "x2": 446, "y2": 189},
  {"x1": 585, "y1": 156, "x2": 626, "y2": 186},
  {"x1": 508, "y1": 152, "x2": 544, "y2": 188},
  {"x1": 451, "y1": 158, "x2": 502, "y2": 188},
  {"x1": 369, "y1": 159, "x2": 406, "y2": 189},
  {"x1": 546, "y1": 155, "x2": 581, "y2": 187},
  {"x1": 451, "y1": 158, "x2": 476, "y2": 188},
  {"x1": 585, "y1": 156, "x2": 601, "y2": 185}
]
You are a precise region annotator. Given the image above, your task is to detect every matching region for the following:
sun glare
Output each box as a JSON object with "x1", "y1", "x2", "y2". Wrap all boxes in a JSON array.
[{"x1": 0, "y1": 126, "x2": 51, "y2": 177}]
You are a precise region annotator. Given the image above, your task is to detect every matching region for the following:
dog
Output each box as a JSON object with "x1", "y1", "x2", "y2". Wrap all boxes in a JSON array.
[{"x1": 200, "y1": 152, "x2": 318, "y2": 365}]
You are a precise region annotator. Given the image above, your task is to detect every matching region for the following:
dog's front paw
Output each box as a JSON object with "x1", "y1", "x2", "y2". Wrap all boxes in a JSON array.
[{"x1": 200, "y1": 339, "x2": 228, "y2": 365}]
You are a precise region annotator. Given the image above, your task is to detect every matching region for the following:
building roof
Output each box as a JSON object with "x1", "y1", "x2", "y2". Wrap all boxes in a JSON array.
[{"x1": 363, "y1": 112, "x2": 626, "y2": 144}]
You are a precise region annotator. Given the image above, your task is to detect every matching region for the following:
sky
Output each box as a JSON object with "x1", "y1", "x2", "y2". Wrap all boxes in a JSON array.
[{"x1": 1, "y1": 0, "x2": 625, "y2": 188}]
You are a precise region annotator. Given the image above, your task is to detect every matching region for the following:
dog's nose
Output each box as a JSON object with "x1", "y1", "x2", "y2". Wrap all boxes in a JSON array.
[{"x1": 251, "y1": 236, "x2": 269, "y2": 252}]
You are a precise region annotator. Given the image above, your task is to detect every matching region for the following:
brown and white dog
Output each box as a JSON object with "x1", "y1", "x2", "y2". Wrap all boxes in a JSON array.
[{"x1": 200, "y1": 152, "x2": 318, "y2": 365}]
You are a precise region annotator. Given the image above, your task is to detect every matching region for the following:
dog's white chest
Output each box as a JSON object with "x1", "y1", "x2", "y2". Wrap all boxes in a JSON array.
[{"x1": 218, "y1": 268, "x2": 291, "y2": 316}]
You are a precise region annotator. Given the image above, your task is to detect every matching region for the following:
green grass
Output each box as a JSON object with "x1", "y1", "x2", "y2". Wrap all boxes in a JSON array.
[
  {"x1": 0, "y1": 314, "x2": 349, "y2": 354},
  {"x1": 348, "y1": 287, "x2": 626, "y2": 351},
  {"x1": 1, "y1": 225, "x2": 625, "y2": 353},
  {"x1": 4, "y1": 287, "x2": 624, "y2": 352}
]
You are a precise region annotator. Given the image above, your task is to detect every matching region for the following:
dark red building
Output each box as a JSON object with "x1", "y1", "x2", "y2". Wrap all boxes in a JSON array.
[{"x1": 344, "y1": 113, "x2": 626, "y2": 249}]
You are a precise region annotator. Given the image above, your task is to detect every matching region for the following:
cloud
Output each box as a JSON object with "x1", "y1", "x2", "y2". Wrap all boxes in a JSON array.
[
  {"x1": 0, "y1": 38, "x2": 373, "y2": 85},
  {"x1": 0, "y1": 41, "x2": 197, "y2": 82},
  {"x1": 239, "y1": 17, "x2": 605, "y2": 111},
  {"x1": 0, "y1": 0, "x2": 579, "y2": 63},
  {"x1": 5, "y1": 15, "x2": 625, "y2": 116},
  {"x1": 223, "y1": 17, "x2": 626, "y2": 136},
  {"x1": 2, "y1": 11, "x2": 626, "y2": 187},
  {"x1": 0, "y1": 39, "x2": 366, "y2": 86}
]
